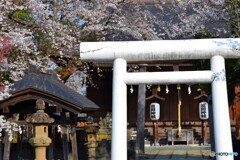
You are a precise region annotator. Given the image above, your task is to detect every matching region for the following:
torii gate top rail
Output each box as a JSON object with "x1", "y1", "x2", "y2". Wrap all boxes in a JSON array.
[{"x1": 80, "y1": 38, "x2": 240, "y2": 62}]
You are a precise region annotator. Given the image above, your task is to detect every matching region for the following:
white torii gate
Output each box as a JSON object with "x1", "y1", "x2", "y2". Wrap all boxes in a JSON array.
[{"x1": 80, "y1": 38, "x2": 240, "y2": 160}]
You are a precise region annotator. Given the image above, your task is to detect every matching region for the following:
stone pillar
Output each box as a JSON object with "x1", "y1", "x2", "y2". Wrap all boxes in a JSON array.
[
  {"x1": 211, "y1": 56, "x2": 233, "y2": 160},
  {"x1": 112, "y1": 58, "x2": 127, "y2": 160},
  {"x1": 26, "y1": 99, "x2": 54, "y2": 160}
]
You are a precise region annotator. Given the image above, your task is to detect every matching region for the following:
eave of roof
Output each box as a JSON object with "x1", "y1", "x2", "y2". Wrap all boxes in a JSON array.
[
  {"x1": 0, "y1": 88, "x2": 98, "y2": 113},
  {"x1": 0, "y1": 68, "x2": 99, "y2": 111}
]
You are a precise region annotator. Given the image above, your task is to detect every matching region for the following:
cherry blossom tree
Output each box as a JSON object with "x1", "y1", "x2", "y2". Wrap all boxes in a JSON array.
[
  {"x1": 0, "y1": 115, "x2": 22, "y2": 142},
  {"x1": 0, "y1": 0, "x2": 239, "y2": 99},
  {"x1": 0, "y1": 36, "x2": 12, "y2": 99}
]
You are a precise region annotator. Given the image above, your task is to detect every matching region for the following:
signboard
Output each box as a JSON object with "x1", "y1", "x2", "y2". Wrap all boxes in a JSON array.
[{"x1": 199, "y1": 102, "x2": 209, "y2": 120}]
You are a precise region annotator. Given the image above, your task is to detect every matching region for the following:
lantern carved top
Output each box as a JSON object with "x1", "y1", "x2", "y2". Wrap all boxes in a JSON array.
[{"x1": 26, "y1": 99, "x2": 54, "y2": 124}]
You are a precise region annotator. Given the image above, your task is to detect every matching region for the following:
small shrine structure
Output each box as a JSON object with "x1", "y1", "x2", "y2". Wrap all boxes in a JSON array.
[{"x1": 0, "y1": 67, "x2": 99, "y2": 160}]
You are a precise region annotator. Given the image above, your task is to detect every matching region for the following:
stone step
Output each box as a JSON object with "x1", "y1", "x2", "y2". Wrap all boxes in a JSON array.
[{"x1": 171, "y1": 150, "x2": 187, "y2": 159}]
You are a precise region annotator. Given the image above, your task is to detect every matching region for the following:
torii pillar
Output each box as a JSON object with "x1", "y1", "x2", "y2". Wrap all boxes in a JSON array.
[{"x1": 80, "y1": 38, "x2": 240, "y2": 160}]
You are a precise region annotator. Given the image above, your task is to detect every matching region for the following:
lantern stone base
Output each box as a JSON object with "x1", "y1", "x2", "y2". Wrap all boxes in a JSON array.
[
  {"x1": 29, "y1": 137, "x2": 52, "y2": 160},
  {"x1": 34, "y1": 147, "x2": 47, "y2": 160}
]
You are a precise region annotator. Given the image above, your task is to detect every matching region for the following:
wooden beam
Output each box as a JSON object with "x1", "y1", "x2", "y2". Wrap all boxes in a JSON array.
[{"x1": 0, "y1": 88, "x2": 93, "y2": 113}]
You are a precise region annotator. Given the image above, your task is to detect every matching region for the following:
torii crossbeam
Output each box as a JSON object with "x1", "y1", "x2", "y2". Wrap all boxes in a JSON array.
[{"x1": 80, "y1": 38, "x2": 240, "y2": 160}]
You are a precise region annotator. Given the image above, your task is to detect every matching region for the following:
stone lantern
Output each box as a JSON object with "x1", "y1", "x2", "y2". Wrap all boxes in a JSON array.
[
  {"x1": 96, "y1": 112, "x2": 112, "y2": 141},
  {"x1": 26, "y1": 99, "x2": 54, "y2": 160},
  {"x1": 85, "y1": 116, "x2": 98, "y2": 159}
]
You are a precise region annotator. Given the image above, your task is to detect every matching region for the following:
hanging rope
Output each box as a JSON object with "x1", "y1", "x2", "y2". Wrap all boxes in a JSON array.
[{"x1": 177, "y1": 84, "x2": 183, "y2": 138}]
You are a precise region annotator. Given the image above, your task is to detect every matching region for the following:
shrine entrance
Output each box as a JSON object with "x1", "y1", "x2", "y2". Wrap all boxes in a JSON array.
[{"x1": 80, "y1": 38, "x2": 240, "y2": 160}]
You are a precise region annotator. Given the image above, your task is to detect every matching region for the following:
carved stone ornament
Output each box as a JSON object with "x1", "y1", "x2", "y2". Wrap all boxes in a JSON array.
[
  {"x1": 26, "y1": 99, "x2": 54, "y2": 124},
  {"x1": 35, "y1": 99, "x2": 45, "y2": 111},
  {"x1": 99, "y1": 112, "x2": 112, "y2": 130}
]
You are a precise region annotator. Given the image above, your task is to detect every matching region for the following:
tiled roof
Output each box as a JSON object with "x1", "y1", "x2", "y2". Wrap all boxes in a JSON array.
[{"x1": 10, "y1": 68, "x2": 99, "y2": 110}]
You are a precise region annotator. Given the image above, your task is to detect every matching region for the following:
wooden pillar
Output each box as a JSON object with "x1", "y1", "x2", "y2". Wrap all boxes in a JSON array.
[
  {"x1": 3, "y1": 134, "x2": 10, "y2": 160},
  {"x1": 70, "y1": 132, "x2": 78, "y2": 160},
  {"x1": 209, "y1": 104, "x2": 215, "y2": 152},
  {"x1": 17, "y1": 131, "x2": 22, "y2": 160},
  {"x1": 203, "y1": 121, "x2": 208, "y2": 144},
  {"x1": 0, "y1": 138, "x2": 2, "y2": 160},
  {"x1": 136, "y1": 67, "x2": 146, "y2": 158},
  {"x1": 153, "y1": 121, "x2": 159, "y2": 146},
  {"x1": 3, "y1": 114, "x2": 19, "y2": 160},
  {"x1": 61, "y1": 112, "x2": 69, "y2": 160},
  {"x1": 201, "y1": 120, "x2": 208, "y2": 145},
  {"x1": 70, "y1": 113, "x2": 78, "y2": 160}
]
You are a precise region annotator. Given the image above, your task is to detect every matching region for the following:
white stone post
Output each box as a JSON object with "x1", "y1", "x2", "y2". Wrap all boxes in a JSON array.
[
  {"x1": 211, "y1": 56, "x2": 233, "y2": 160},
  {"x1": 111, "y1": 58, "x2": 127, "y2": 160}
]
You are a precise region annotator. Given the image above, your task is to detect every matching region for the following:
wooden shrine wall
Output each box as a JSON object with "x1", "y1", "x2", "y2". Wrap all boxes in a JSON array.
[
  {"x1": 127, "y1": 84, "x2": 201, "y2": 122},
  {"x1": 87, "y1": 67, "x2": 202, "y2": 122}
]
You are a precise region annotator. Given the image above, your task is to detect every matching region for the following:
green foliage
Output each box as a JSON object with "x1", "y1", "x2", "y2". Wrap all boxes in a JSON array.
[
  {"x1": 194, "y1": 29, "x2": 212, "y2": 39},
  {"x1": 0, "y1": 71, "x2": 15, "y2": 84},
  {"x1": 191, "y1": 58, "x2": 240, "y2": 101},
  {"x1": 190, "y1": 59, "x2": 211, "y2": 94},
  {"x1": 12, "y1": 10, "x2": 32, "y2": 22},
  {"x1": 192, "y1": 0, "x2": 240, "y2": 99},
  {"x1": 33, "y1": 32, "x2": 57, "y2": 56},
  {"x1": 80, "y1": 31, "x2": 101, "y2": 41},
  {"x1": 225, "y1": 0, "x2": 240, "y2": 37},
  {"x1": 225, "y1": 59, "x2": 240, "y2": 101}
]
